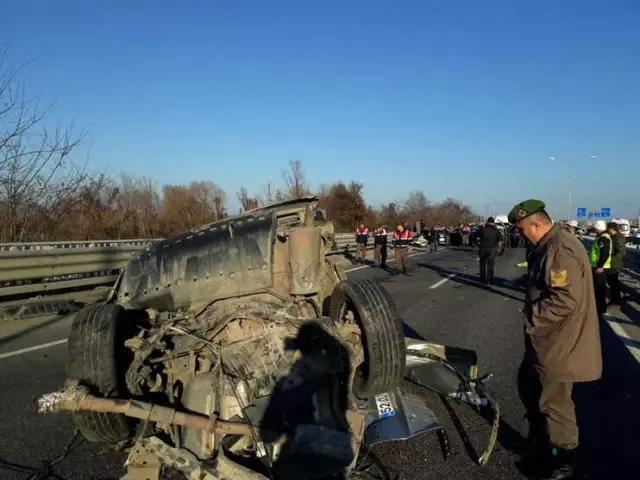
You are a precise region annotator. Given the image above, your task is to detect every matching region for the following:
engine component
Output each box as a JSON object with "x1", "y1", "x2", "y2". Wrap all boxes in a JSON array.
[
  {"x1": 180, "y1": 372, "x2": 253, "y2": 460},
  {"x1": 288, "y1": 227, "x2": 323, "y2": 295},
  {"x1": 37, "y1": 383, "x2": 276, "y2": 439}
]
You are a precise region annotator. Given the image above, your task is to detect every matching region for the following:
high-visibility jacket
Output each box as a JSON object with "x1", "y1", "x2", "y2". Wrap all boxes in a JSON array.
[{"x1": 589, "y1": 232, "x2": 612, "y2": 269}]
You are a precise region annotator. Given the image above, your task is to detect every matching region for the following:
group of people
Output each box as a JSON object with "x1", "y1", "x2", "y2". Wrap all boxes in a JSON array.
[
  {"x1": 566, "y1": 219, "x2": 627, "y2": 314},
  {"x1": 355, "y1": 201, "x2": 629, "y2": 479},
  {"x1": 354, "y1": 222, "x2": 415, "y2": 275},
  {"x1": 355, "y1": 221, "x2": 468, "y2": 275}
]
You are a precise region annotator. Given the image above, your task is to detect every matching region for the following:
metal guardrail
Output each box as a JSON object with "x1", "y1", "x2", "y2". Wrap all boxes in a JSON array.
[
  {"x1": 0, "y1": 233, "x2": 394, "y2": 298},
  {"x1": 0, "y1": 239, "x2": 161, "y2": 252},
  {"x1": 1, "y1": 232, "x2": 635, "y2": 299}
]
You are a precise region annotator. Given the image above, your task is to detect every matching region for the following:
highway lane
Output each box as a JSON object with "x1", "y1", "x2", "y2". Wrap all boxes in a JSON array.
[{"x1": 0, "y1": 246, "x2": 639, "y2": 479}]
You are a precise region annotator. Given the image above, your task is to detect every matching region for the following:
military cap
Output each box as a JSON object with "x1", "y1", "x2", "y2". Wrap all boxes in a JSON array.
[{"x1": 508, "y1": 199, "x2": 546, "y2": 224}]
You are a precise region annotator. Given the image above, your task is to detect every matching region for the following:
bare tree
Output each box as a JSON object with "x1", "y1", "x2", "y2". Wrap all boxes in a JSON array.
[
  {"x1": 0, "y1": 43, "x2": 90, "y2": 242},
  {"x1": 282, "y1": 159, "x2": 309, "y2": 199},
  {"x1": 237, "y1": 186, "x2": 259, "y2": 211},
  {"x1": 258, "y1": 181, "x2": 287, "y2": 206}
]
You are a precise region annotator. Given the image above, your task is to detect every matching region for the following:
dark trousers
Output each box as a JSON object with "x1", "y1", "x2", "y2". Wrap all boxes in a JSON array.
[
  {"x1": 517, "y1": 360, "x2": 578, "y2": 449},
  {"x1": 593, "y1": 270, "x2": 608, "y2": 315},
  {"x1": 479, "y1": 249, "x2": 496, "y2": 283},
  {"x1": 430, "y1": 239, "x2": 437, "y2": 252},
  {"x1": 607, "y1": 268, "x2": 622, "y2": 304},
  {"x1": 374, "y1": 244, "x2": 387, "y2": 266}
]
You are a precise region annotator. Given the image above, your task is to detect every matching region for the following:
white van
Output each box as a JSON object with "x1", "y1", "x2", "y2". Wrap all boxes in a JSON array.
[{"x1": 612, "y1": 217, "x2": 631, "y2": 237}]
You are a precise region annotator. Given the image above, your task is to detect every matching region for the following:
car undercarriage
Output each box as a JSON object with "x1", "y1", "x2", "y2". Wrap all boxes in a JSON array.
[{"x1": 36, "y1": 197, "x2": 499, "y2": 480}]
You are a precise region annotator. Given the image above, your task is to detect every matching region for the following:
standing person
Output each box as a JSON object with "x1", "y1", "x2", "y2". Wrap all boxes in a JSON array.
[
  {"x1": 565, "y1": 220, "x2": 585, "y2": 246},
  {"x1": 392, "y1": 223, "x2": 413, "y2": 275},
  {"x1": 477, "y1": 217, "x2": 501, "y2": 285},
  {"x1": 373, "y1": 224, "x2": 388, "y2": 268},
  {"x1": 355, "y1": 223, "x2": 369, "y2": 264},
  {"x1": 508, "y1": 199, "x2": 601, "y2": 479},
  {"x1": 429, "y1": 225, "x2": 438, "y2": 252},
  {"x1": 606, "y1": 221, "x2": 626, "y2": 306},
  {"x1": 590, "y1": 220, "x2": 612, "y2": 315},
  {"x1": 462, "y1": 224, "x2": 471, "y2": 246}
]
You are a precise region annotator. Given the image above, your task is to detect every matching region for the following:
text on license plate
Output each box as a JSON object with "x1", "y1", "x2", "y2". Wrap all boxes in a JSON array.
[{"x1": 374, "y1": 392, "x2": 396, "y2": 419}]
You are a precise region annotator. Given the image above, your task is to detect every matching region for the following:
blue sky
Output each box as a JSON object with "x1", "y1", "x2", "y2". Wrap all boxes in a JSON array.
[{"x1": 1, "y1": 0, "x2": 639, "y2": 219}]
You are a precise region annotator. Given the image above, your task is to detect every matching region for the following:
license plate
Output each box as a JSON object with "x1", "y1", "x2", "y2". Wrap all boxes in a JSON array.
[{"x1": 374, "y1": 392, "x2": 396, "y2": 419}]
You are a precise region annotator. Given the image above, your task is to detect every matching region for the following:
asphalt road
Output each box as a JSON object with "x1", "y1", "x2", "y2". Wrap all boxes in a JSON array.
[{"x1": 1, "y1": 246, "x2": 639, "y2": 479}]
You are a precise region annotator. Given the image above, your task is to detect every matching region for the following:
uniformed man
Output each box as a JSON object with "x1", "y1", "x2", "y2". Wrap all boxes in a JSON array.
[
  {"x1": 590, "y1": 220, "x2": 613, "y2": 315},
  {"x1": 565, "y1": 220, "x2": 585, "y2": 246},
  {"x1": 477, "y1": 216, "x2": 501, "y2": 285},
  {"x1": 373, "y1": 224, "x2": 388, "y2": 268},
  {"x1": 508, "y1": 199, "x2": 602, "y2": 479},
  {"x1": 354, "y1": 223, "x2": 369, "y2": 263},
  {"x1": 392, "y1": 223, "x2": 413, "y2": 275},
  {"x1": 429, "y1": 225, "x2": 438, "y2": 252},
  {"x1": 462, "y1": 224, "x2": 471, "y2": 246},
  {"x1": 607, "y1": 221, "x2": 626, "y2": 306}
]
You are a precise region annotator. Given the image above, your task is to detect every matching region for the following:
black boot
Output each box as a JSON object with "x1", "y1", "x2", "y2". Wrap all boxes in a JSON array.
[
  {"x1": 514, "y1": 433, "x2": 548, "y2": 477},
  {"x1": 537, "y1": 446, "x2": 577, "y2": 480},
  {"x1": 514, "y1": 434, "x2": 546, "y2": 458}
]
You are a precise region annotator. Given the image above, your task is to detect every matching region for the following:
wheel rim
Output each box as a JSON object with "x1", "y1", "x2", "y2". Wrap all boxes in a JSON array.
[{"x1": 333, "y1": 297, "x2": 367, "y2": 391}]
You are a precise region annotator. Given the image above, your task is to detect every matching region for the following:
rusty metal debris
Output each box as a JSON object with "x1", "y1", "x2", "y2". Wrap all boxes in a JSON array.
[{"x1": 37, "y1": 383, "x2": 279, "y2": 439}]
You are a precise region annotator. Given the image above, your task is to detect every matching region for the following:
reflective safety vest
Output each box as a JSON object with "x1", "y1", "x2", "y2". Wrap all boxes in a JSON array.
[{"x1": 589, "y1": 233, "x2": 612, "y2": 269}]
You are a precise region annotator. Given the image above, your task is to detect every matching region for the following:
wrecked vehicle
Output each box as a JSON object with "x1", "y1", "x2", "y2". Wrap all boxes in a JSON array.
[{"x1": 37, "y1": 196, "x2": 499, "y2": 479}]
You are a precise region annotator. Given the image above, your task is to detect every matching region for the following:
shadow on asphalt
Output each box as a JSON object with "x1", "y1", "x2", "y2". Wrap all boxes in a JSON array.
[
  {"x1": 418, "y1": 252, "x2": 640, "y2": 477},
  {"x1": 0, "y1": 313, "x2": 72, "y2": 347},
  {"x1": 443, "y1": 246, "x2": 478, "y2": 254},
  {"x1": 402, "y1": 322, "x2": 425, "y2": 340},
  {"x1": 573, "y1": 318, "x2": 640, "y2": 478},
  {"x1": 416, "y1": 262, "x2": 525, "y2": 303},
  {"x1": 619, "y1": 300, "x2": 640, "y2": 325}
]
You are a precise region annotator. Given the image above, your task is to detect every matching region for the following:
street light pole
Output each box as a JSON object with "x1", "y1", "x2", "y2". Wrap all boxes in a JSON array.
[
  {"x1": 549, "y1": 155, "x2": 596, "y2": 221},
  {"x1": 567, "y1": 159, "x2": 574, "y2": 222}
]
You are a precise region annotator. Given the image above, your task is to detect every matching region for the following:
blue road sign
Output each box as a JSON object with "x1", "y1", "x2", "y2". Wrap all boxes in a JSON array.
[
  {"x1": 601, "y1": 207, "x2": 611, "y2": 217},
  {"x1": 588, "y1": 211, "x2": 602, "y2": 219},
  {"x1": 577, "y1": 208, "x2": 587, "y2": 217}
]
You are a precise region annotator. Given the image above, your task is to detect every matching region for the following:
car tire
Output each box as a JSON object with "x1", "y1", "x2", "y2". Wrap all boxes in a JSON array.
[
  {"x1": 65, "y1": 303, "x2": 136, "y2": 443},
  {"x1": 329, "y1": 279, "x2": 406, "y2": 397}
]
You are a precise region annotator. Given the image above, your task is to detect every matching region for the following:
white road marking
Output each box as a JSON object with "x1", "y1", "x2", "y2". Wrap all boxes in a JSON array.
[
  {"x1": 0, "y1": 338, "x2": 67, "y2": 360},
  {"x1": 429, "y1": 273, "x2": 458, "y2": 289},
  {"x1": 603, "y1": 313, "x2": 640, "y2": 364}
]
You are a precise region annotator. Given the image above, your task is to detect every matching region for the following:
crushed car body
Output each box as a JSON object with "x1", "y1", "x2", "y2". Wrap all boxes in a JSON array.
[{"x1": 37, "y1": 196, "x2": 499, "y2": 480}]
